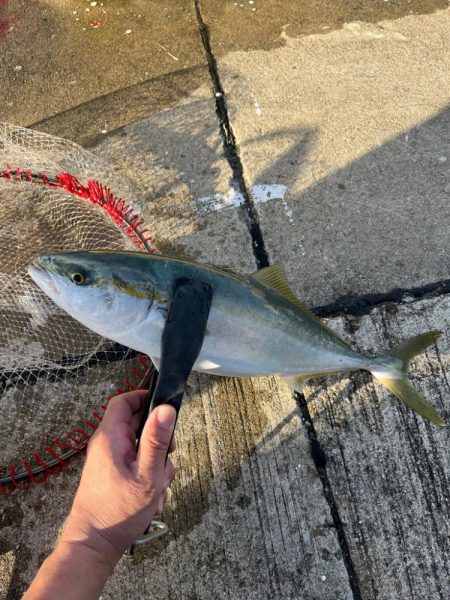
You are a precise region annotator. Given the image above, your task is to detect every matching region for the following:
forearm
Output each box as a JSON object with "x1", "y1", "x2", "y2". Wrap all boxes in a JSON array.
[{"x1": 23, "y1": 541, "x2": 115, "y2": 600}]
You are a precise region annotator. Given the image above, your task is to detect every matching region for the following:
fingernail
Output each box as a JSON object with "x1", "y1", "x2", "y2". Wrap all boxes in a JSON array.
[{"x1": 156, "y1": 404, "x2": 176, "y2": 430}]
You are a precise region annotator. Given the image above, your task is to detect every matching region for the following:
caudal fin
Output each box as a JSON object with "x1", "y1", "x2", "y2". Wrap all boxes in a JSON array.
[{"x1": 371, "y1": 331, "x2": 445, "y2": 426}]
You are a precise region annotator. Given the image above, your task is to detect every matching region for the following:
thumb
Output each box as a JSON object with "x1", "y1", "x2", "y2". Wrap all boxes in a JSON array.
[{"x1": 137, "y1": 404, "x2": 177, "y2": 476}]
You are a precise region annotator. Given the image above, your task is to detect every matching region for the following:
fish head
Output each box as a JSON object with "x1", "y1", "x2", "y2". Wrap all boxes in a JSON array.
[{"x1": 27, "y1": 251, "x2": 160, "y2": 339}]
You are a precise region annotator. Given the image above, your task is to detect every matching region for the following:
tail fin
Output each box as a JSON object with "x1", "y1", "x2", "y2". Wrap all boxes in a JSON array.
[{"x1": 371, "y1": 331, "x2": 445, "y2": 426}]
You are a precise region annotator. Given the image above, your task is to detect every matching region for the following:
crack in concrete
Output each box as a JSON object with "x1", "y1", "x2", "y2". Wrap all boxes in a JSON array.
[
  {"x1": 194, "y1": 2, "x2": 364, "y2": 597},
  {"x1": 311, "y1": 279, "x2": 450, "y2": 317},
  {"x1": 314, "y1": 278, "x2": 450, "y2": 319},
  {"x1": 296, "y1": 391, "x2": 363, "y2": 599},
  {"x1": 194, "y1": 0, "x2": 269, "y2": 270}
]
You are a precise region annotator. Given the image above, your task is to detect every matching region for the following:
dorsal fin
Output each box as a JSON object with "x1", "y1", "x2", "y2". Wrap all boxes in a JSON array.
[
  {"x1": 249, "y1": 264, "x2": 352, "y2": 348},
  {"x1": 249, "y1": 264, "x2": 302, "y2": 306}
]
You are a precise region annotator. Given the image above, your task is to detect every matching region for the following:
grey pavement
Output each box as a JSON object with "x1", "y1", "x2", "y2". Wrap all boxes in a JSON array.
[
  {"x1": 0, "y1": 0, "x2": 208, "y2": 146},
  {"x1": 0, "y1": 1, "x2": 449, "y2": 599},
  {"x1": 208, "y1": 7, "x2": 450, "y2": 305}
]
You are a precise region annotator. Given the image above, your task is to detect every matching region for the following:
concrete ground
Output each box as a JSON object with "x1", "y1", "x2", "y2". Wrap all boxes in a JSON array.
[{"x1": 1, "y1": 1, "x2": 449, "y2": 598}]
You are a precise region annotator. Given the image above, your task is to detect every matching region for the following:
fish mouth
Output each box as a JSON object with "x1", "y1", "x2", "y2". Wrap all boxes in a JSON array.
[{"x1": 28, "y1": 261, "x2": 61, "y2": 295}]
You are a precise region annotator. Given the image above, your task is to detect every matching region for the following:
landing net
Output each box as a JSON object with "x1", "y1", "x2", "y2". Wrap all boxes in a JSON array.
[{"x1": 0, "y1": 124, "x2": 156, "y2": 492}]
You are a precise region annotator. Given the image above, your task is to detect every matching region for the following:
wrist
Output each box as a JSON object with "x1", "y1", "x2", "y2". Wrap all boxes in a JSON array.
[
  {"x1": 56, "y1": 538, "x2": 117, "y2": 575},
  {"x1": 60, "y1": 513, "x2": 124, "y2": 569},
  {"x1": 23, "y1": 540, "x2": 115, "y2": 600}
]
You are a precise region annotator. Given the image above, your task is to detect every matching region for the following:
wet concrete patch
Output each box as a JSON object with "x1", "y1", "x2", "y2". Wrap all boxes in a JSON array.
[
  {"x1": 0, "y1": 463, "x2": 80, "y2": 599},
  {"x1": 0, "y1": 0, "x2": 208, "y2": 141},
  {"x1": 201, "y1": 0, "x2": 449, "y2": 52}
]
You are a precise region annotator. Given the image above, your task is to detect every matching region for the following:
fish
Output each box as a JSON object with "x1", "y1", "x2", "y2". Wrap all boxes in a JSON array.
[{"x1": 27, "y1": 250, "x2": 445, "y2": 425}]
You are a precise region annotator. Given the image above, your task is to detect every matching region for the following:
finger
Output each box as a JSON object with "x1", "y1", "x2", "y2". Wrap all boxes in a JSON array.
[
  {"x1": 164, "y1": 457, "x2": 176, "y2": 487},
  {"x1": 137, "y1": 405, "x2": 176, "y2": 478},
  {"x1": 156, "y1": 488, "x2": 171, "y2": 516},
  {"x1": 88, "y1": 420, "x2": 137, "y2": 467},
  {"x1": 130, "y1": 410, "x2": 145, "y2": 434},
  {"x1": 101, "y1": 390, "x2": 148, "y2": 431}
]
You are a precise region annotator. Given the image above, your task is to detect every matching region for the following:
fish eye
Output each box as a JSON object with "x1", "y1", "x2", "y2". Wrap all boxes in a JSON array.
[{"x1": 70, "y1": 271, "x2": 86, "y2": 285}]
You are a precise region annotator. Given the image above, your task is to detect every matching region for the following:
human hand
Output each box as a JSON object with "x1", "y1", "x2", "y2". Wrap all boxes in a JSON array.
[{"x1": 60, "y1": 390, "x2": 176, "y2": 567}]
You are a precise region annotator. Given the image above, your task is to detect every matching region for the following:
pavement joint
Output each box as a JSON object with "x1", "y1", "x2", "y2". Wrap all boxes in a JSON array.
[
  {"x1": 194, "y1": 0, "x2": 269, "y2": 269},
  {"x1": 296, "y1": 391, "x2": 363, "y2": 600},
  {"x1": 314, "y1": 278, "x2": 450, "y2": 319},
  {"x1": 195, "y1": 4, "x2": 373, "y2": 590}
]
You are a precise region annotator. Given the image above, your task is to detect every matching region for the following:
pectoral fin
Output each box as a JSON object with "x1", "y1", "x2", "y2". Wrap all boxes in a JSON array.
[{"x1": 283, "y1": 374, "x2": 311, "y2": 394}]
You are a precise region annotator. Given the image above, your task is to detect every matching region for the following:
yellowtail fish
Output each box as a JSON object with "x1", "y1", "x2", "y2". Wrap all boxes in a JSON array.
[{"x1": 28, "y1": 251, "x2": 445, "y2": 425}]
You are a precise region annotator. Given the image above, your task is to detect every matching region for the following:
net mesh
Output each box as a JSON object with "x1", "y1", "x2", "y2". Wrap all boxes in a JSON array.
[{"x1": 0, "y1": 124, "x2": 155, "y2": 486}]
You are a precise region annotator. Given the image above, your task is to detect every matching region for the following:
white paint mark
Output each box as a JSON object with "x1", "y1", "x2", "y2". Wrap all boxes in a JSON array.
[
  {"x1": 198, "y1": 184, "x2": 288, "y2": 214},
  {"x1": 251, "y1": 184, "x2": 287, "y2": 203},
  {"x1": 320, "y1": 575, "x2": 327, "y2": 582},
  {"x1": 438, "y1": 155, "x2": 448, "y2": 163},
  {"x1": 254, "y1": 100, "x2": 262, "y2": 116},
  {"x1": 125, "y1": 29, "x2": 132, "y2": 34},
  {"x1": 197, "y1": 189, "x2": 245, "y2": 213},
  {"x1": 154, "y1": 42, "x2": 179, "y2": 61},
  {"x1": 90, "y1": 1, "x2": 97, "y2": 6},
  {"x1": 14, "y1": 65, "x2": 22, "y2": 72}
]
